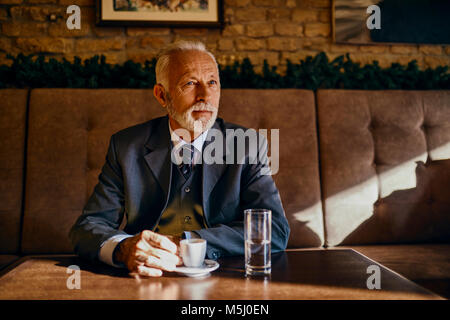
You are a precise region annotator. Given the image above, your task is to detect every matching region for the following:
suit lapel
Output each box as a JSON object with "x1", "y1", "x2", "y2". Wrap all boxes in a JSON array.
[
  {"x1": 144, "y1": 116, "x2": 172, "y2": 200},
  {"x1": 202, "y1": 120, "x2": 229, "y2": 217}
]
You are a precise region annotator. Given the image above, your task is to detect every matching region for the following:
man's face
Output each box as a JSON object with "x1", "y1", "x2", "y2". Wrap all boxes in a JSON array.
[{"x1": 164, "y1": 50, "x2": 221, "y2": 137}]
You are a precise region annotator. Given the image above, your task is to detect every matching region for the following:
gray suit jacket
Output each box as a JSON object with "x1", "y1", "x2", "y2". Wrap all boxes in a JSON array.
[{"x1": 69, "y1": 115, "x2": 290, "y2": 262}]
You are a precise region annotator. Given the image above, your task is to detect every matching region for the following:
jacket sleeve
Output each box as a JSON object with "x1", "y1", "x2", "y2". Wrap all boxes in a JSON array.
[
  {"x1": 195, "y1": 134, "x2": 290, "y2": 260},
  {"x1": 69, "y1": 134, "x2": 129, "y2": 262}
]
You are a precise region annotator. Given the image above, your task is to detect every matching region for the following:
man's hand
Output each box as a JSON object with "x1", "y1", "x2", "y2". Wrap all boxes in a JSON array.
[{"x1": 114, "y1": 230, "x2": 182, "y2": 277}]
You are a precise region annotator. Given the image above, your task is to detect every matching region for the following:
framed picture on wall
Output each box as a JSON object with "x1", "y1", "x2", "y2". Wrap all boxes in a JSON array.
[{"x1": 96, "y1": 0, "x2": 223, "y2": 27}]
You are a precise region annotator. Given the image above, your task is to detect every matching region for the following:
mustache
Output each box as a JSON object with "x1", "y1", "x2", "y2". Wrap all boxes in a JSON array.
[{"x1": 189, "y1": 102, "x2": 216, "y2": 112}]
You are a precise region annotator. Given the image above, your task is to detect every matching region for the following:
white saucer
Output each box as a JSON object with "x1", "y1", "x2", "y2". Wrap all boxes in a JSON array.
[{"x1": 175, "y1": 259, "x2": 220, "y2": 277}]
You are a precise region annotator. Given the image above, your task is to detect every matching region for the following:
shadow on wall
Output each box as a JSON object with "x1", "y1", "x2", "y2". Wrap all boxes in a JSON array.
[
  {"x1": 287, "y1": 150, "x2": 450, "y2": 249},
  {"x1": 343, "y1": 157, "x2": 450, "y2": 245}
]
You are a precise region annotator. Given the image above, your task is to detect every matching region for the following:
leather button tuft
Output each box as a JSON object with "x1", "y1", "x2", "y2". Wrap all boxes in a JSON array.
[
  {"x1": 184, "y1": 186, "x2": 190, "y2": 193},
  {"x1": 184, "y1": 216, "x2": 191, "y2": 223}
]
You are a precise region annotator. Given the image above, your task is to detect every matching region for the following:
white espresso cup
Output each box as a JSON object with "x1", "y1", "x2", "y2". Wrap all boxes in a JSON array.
[{"x1": 180, "y1": 239, "x2": 207, "y2": 268}]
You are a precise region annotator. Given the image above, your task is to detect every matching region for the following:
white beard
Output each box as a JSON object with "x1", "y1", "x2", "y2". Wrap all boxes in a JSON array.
[{"x1": 166, "y1": 95, "x2": 218, "y2": 136}]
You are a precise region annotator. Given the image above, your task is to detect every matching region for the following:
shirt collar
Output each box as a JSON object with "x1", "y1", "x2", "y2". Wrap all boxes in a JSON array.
[{"x1": 168, "y1": 119, "x2": 209, "y2": 153}]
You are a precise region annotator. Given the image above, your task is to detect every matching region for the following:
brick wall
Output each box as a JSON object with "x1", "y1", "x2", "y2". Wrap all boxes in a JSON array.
[{"x1": 0, "y1": 0, "x2": 449, "y2": 72}]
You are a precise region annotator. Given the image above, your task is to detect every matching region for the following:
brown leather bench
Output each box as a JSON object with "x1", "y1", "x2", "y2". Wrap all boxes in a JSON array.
[
  {"x1": 0, "y1": 89, "x2": 28, "y2": 270},
  {"x1": 0, "y1": 88, "x2": 448, "y2": 297},
  {"x1": 317, "y1": 90, "x2": 450, "y2": 297}
]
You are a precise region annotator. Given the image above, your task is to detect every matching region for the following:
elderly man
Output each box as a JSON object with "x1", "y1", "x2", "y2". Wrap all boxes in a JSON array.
[{"x1": 69, "y1": 41, "x2": 290, "y2": 277}]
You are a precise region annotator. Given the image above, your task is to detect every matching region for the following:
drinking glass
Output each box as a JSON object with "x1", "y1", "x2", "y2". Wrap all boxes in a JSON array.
[{"x1": 244, "y1": 209, "x2": 272, "y2": 276}]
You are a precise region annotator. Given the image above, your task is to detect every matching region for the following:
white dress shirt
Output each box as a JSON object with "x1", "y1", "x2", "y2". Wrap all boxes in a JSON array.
[{"x1": 98, "y1": 120, "x2": 209, "y2": 267}]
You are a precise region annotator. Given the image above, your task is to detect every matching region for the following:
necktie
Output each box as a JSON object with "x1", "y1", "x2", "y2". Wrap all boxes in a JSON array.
[{"x1": 178, "y1": 144, "x2": 194, "y2": 180}]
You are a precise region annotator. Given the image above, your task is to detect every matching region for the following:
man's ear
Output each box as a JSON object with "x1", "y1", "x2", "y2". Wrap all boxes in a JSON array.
[{"x1": 153, "y1": 84, "x2": 167, "y2": 107}]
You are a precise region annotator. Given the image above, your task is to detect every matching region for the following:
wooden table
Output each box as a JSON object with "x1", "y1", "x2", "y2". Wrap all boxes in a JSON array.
[{"x1": 0, "y1": 248, "x2": 442, "y2": 300}]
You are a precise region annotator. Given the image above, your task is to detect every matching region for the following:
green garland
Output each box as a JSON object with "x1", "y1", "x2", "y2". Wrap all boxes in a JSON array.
[{"x1": 0, "y1": 52, "x2": 448, "y2": 89}]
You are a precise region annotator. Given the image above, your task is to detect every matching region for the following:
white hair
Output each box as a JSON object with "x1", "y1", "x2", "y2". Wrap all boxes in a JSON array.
[{"x1": 155, "y1": 40, "x2": 219, "y2": 90}]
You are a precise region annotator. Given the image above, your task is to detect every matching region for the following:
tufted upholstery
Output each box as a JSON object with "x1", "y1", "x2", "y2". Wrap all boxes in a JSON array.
[
  {"x1": 219, "y1": 89, "x2": 324, "y2": 248},
  {"x1": 317, "y1": 90, "x2": 450, "y2": 246},
  {"x1": 0, "y1": 89, "x2": 28, "y2": 254},
  {"x1": 20, "y1": 89, "x2": 322, "y2": 253},
  {"x1": 22, "y1": 89, "x2": 166, "y2": 253},
  {"x1": 1, "y1": 88, "x2": 447, "y2": 254}
]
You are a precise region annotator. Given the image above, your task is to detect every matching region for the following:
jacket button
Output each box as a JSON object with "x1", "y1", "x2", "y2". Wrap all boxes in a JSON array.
[
  {"x1": 184, "y1": 186, "x2": 190, "y2": 193},
  {"x1": 212, "y1": 252, "x2": 219, "y2": 259}
]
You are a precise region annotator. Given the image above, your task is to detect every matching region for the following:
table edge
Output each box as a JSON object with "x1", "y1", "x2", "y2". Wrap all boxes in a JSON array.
[
  {"x1": 0, "y1": 251, "x2": 444, "y2": 300},
  {"x1": 343, "y1": 248, "x2": 445, "y2": 299}
]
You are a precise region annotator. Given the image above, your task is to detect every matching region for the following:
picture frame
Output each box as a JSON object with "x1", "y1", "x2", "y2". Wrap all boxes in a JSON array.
[{"x1": 96, "y1": 0, "x2": 223, "y2": 28}]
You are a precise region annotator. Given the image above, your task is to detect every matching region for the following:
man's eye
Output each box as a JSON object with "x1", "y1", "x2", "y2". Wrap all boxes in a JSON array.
[{"x1": 209, "y1": 80, "x2": 217, "y2": 85}]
